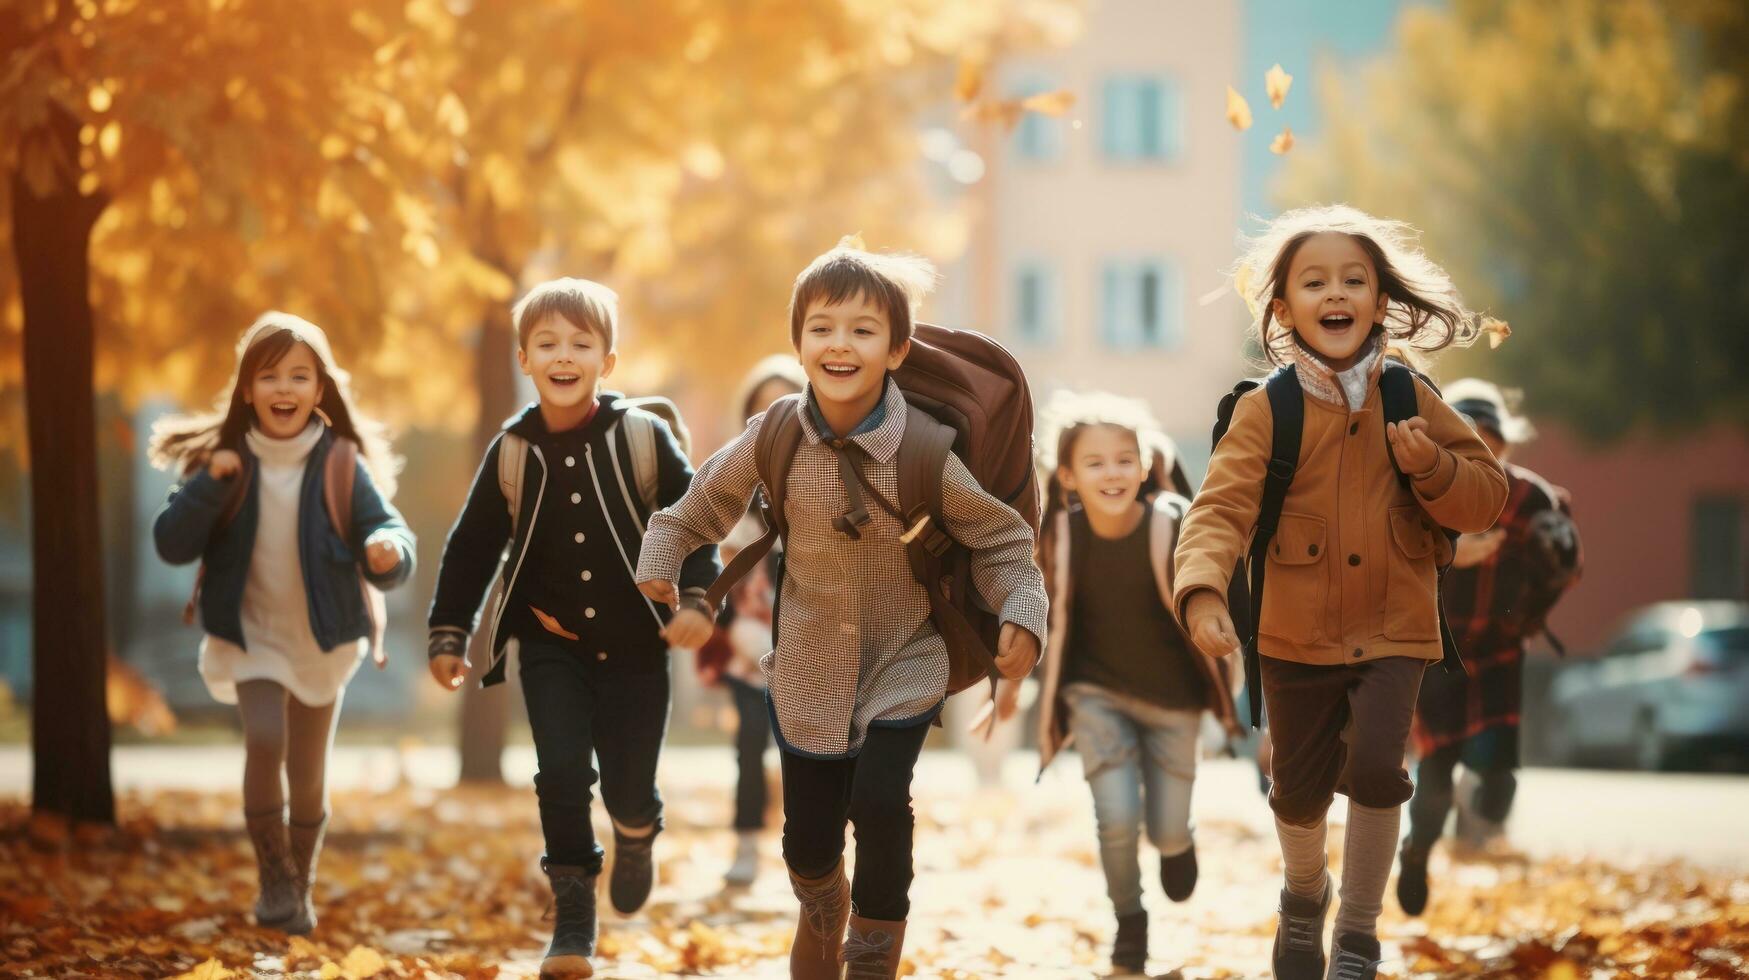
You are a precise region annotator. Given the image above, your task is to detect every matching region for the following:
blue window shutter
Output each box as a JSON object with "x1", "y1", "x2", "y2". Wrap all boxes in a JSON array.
[
  {"x1": 1102, "y1": 78, "x2": 1130, "y2": 160},
  {"x1": 1137, "y1": 80, "x2": 1162, "y2": 158},
  {"x1": 1159, "y1": 78, "x2": 1183, "y2": 161},
  {"x1": 1101, "y1": 263, "x2": 1124, "y2": 347},
  {"x1": 1161, "y1": 261, "x2": 1183, "y2": 347}
]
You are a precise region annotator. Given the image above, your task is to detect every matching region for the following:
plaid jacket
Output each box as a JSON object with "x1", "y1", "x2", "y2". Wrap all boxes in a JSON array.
[
  {"x1": 1414, "y1": 463, "x2": 1575, "y2": 751},
  {"x1": 637, "y1": 379, "x2": 1048, "y2": 758}
]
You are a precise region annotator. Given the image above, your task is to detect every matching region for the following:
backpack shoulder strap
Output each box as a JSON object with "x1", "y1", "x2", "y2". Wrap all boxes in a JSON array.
[
  {"x1": 498, "y1": 432, "x2": 528, "y2": 529},
  {"x1": 621, "y1": 409, "x2": 661, "y2": 517},
  {"x1": 1237, "y1": 365, "x2": 1302, "y2": 728},
  {"x1": 895, "y1": 404, "x2": 956, "y2": 553},
  {"x1": 704, "y1": 397, "x2": 804, "y2": 610},
  {"x1": 323, "y1": 436, "x2": 357, "y2": 543}
]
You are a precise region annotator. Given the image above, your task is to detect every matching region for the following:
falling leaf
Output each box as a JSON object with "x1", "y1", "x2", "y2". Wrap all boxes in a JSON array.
[
  {"x1": 1225, "y1": 85, "x2": 1253, "y2": 131},
  {"x1": 955, "y1": 58, "x2": 985, "y2": 103},
  {"x1": 1266, "y1": 63, "x2": 1294, "y2": 109},
  {"x1": 1019, "y1": 90, "x2": 1075, "y2": 116},
  {"x1": 960, "y1": 99, "x2": 1026, "y2": 131},
  {"x1": 1270, "y1": 126, "x2": 1295, "y2": 154},
  {"x1": 1483, "y1": 316, "x2": 1513, "y2": 348}
]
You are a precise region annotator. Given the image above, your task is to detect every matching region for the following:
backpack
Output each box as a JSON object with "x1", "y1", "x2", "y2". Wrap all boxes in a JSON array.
[
  {"x1": 496, "y1": 397, "x2": 686, "y2": 530},
  {"x1": 182, "y1": 437, "x2": 388, "y2": 666},
  {"x1": 1213, "y1": 360, "x2": 1463, "y2": 728},
  {"x1": 704, "y1": 322, "x2": 1039, "y2": 697}
]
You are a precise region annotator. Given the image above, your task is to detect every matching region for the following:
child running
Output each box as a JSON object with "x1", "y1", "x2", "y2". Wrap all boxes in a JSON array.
[
  {"x1": 152, "y1": 312, "x2": 415, "y2": 935},
  {"x1": 1174, "y1": 206, "x2": 1508, "y2": 979}
]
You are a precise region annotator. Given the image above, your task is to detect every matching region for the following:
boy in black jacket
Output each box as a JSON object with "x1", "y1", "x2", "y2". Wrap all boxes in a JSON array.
[{"x1": 427, "y1": 277, "x2": 718, "y2": 979}]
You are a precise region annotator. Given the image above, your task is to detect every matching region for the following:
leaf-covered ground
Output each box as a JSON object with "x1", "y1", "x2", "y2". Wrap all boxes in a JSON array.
[{"x1": 4, "y1": 769, "x2": 1747, "y2": 978}]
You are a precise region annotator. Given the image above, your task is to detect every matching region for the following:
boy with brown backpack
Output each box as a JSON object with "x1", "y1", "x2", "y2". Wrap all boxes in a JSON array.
[{"x1": 636, "y1": 238, "x2": 1048, "y2": 980}]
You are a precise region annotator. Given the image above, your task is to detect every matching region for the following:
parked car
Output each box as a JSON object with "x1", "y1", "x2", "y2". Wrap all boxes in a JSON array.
[{"x1": 1546, "y1": 601, "x2": 1749, "y2": 771}]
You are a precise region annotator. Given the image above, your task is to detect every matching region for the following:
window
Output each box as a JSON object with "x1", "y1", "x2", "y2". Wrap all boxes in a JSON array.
[
  {"x1": 1012, "y1": 262, "x2": 1057, "y2": 346},
  {"x1": 1012, "y1": 76, "x2": 1063, "y2": 162},
  {"x1": 1100, "y1": 259, "x2": 1181, "y2": 350},
  {"x1": 1101, "y1": 75, "x2": 1183, "y2": 162},
  {"x1": 1691, "y1": 495, "x2": 1745, "y2": 599}
]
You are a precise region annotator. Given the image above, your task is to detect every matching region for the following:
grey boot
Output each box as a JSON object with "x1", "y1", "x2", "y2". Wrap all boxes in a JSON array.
[
  {"x1": 283, "y1": 814, "x2": 328, "y2": 935},
  {"x1": 245, "y1": 809, "x2": 299, "y2": 927},
  {"x1": 541, "y1": 860, "x2": 598, "y2": 979}
]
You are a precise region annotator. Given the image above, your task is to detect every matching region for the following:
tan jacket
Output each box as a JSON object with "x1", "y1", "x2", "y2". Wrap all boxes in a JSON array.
[
  {"x1": 1030, "y1": 493, "x2": 1239, "y2": 775},
  {"x1": 1173, "y1": 356, "x2": 1508, "y2": 667}
]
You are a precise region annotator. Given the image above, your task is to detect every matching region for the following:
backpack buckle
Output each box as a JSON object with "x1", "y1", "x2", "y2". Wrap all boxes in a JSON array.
[
  {"x1": 1266, "y1": 458, "x2": 1296, "y2": 482},
  {"x1": 901, "y1": 513, "x2": 953, "y2": 557}
]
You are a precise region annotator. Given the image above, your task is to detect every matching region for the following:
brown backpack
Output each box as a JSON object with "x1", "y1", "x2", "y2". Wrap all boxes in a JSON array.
[
  {"x1": 705, "y1": 322, "x2": 1040, "y2": 696},
  {"x1": 182, "y1": 437, "x2": 388, "y2": 666}
]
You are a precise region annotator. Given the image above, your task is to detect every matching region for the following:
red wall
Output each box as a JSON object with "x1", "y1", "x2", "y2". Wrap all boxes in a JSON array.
[{"x1": 1512, "y1": 423, "x2": 1749, "y2": 655}]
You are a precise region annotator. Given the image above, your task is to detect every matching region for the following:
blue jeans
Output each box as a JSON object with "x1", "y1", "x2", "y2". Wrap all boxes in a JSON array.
[{"x1": 1064, "y1": 683, "x2": 1200, "y2": 916}]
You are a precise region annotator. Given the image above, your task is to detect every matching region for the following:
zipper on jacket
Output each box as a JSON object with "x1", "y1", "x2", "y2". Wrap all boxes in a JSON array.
[
  {"x1": 584, "y1": 443, "x2": 667, "y2": 629},
  {"x1": 489, "y1": 444, "x2": 547, "y2": 667}
]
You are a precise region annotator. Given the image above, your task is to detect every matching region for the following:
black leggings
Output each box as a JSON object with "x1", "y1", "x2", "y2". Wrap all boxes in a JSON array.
[
  {"x1": 237, "y1": 680, "x2": 340, "y2": 825},
  {"x1": 728, "y1": 677, "x2": 771, "y2": 831},
  {"x1": 780, "y1": 722, "x2": 930, "y2": 921},
  {"x1": 1405, "y1": 736, "x2": 1518, "y2": 858}
]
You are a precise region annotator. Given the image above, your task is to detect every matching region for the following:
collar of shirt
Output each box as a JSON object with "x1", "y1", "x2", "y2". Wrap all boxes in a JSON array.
[{"x1": 799, "y1": 376, "x2": 907, "y2": 463}]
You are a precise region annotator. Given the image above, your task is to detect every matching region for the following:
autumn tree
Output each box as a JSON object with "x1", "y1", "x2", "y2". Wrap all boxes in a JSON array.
[{"x1": 1276, "y1": 0, "x2": 1749, "y2": 442}]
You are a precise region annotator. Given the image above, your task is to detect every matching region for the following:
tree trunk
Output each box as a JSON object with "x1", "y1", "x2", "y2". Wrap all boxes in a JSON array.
[
  {"x1": 15, "y1": 105, "x2": 115, "y2": 823},
  {"x1": 456, "y1": 307, "x2": 520, "y2": 784}
]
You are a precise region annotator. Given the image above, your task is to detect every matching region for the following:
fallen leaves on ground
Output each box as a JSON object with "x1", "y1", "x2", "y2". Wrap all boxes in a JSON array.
[{"x1": 3, "y1": 774, "x2": 1746, "y2": 977}]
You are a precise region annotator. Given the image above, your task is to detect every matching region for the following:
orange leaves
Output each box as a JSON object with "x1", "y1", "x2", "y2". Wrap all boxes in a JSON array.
[
  {"x1": 1232, "y1": 64, "x2": 1293, "y2": 153},
  {"x1": 1482, "y1": 316, "x2": 1513, "y2": 349},
  {"x1": 1270, "y1": 126, "x2": 1295, "y2": 155},
  {"x1": 1225, "y1": 85, "x2": 1253, "y2": 131},
  {"x1": 1265, "y1": 63, "x2": 1294, "y2": 109}
]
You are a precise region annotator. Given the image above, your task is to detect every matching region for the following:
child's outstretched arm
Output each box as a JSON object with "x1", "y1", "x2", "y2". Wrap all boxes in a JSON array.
[
  {"x1": 1388, "y1": 378, "x2": 1509, "y2": 533},
  {"x1": 648, "y1": 416, "x2": 724, "y2": 649},
  {"x1": 426, "y1": 437, "x2": 514, "y2": 664},
  {"x1": 635, "y1": 414, "x2": 763, "y2": 606},
  {"x1": 939, "y1": 454, "x2": 1048, "y2": 679},
  {"x1": 1172, "y1": 389, "x2": 1271, "y2": 659},
  {"x1": 346, "y1": 458, "x2": 416, "y2": 589},
  {"x1": 153, "y1": 459, "x2": 240, "y2": 565}
]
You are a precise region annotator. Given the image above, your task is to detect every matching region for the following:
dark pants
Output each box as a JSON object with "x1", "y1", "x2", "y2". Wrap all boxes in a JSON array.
[
  {"x1": 1404, "y1": 730, "x2": 1519, "y2": 858},
  {"x1": 1261, "y1": 655, "x2": 1426, "y2": 827},
  {"x1": 780, "y1": 722, "x2": 930, "y2": 921},
  {"x1": 727, "y1": 677, "x2": 771, "y2": 831},
  {"x1": 519, "y1": 640, "x2": 670, "y2": 873}
]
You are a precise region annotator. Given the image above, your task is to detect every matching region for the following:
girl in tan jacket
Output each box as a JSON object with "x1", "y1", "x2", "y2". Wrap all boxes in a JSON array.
[{"x1": 1174, "y1": 206, "x2": 1507, "y2": 980}]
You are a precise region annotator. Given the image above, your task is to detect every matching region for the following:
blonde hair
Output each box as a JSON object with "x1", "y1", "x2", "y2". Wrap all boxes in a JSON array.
[
  {"x1": 513, "y1": 277, "x2": 619, "y2": 351},
  {"x1": 789, "y1": 235, "x2": 937, "y2": 351},
  {"x1": 1036, "y1": 389, "x2": 1189, "y2": 528},
  {"x1": 148, "y1": 311, "x2": 401, "y2": 497},
  {"x1": 1233, "y1": 204, "x2": 1481, "y2": 366}
]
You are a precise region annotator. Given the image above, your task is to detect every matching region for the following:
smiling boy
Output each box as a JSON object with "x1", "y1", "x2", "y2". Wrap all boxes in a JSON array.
[
  {"x1": 426, "y1": 278, "x2": 718, "y2": 979},
  {"x1": 635, "y1": 242, "x2": 1047, "y2": 979}
]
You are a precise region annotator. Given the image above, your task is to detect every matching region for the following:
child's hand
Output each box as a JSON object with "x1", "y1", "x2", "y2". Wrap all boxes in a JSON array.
[
  {"x1": 993, "y1": 677, "x2": 1023, "y2": 722},
  {"x1": 363, "y1": 531, "x2": 401, "y2": 575},
  {"x1": 663, "y1": 607, "x2": 714, "y2": 650},
  {"x1": 1185, "y1": 590, "x2": 1242, "y2": 660},
  {"x1": 1453, "y1": 528, "x2": 1505, "y2": 569},
  {"x1": 429, "y1": 654, "x2": 468, "y2": 691},
  {"x1": 638, "y1": 579, "x2": 678, "y2": 608},
  {"x1": 994, "y1": 623, "x2": 1039, "y2": 680},
  {"x1": 208, "y1": 449, "x2": 243, "y2": 479},
  {"x1": 1386, "y1": 416, "x2": 1441, "y2": 478}
]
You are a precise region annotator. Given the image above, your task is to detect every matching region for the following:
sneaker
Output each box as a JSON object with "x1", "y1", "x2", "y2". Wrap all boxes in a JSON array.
[
  {"x1": 1111, "y1": 909, "x2": 1148, "y2": 975},
  {"x1": 1272, "y1": 873, "x2": 1332, "y2": 980},
  {"x1": 1326, "y1": 932, "x2": 1382, "y2": 980},
  {"x1": 1396, "y1": 843, "x2": 1429, "y2": 917},
  {"x1": 608, "y1": 824, "x2": 657, "y2": 915},
  {"x1": 1160, "y1": 843, "x2": 1198, "y2": 902}
]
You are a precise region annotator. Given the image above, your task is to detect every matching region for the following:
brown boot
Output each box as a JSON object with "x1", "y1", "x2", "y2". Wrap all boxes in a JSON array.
[
  {"x1": 788, "y1": 861, "x2": 850, "y2": 980},
  {"x1": 244, "y1": 809, "x2": 299, "y2": 927},
  {"x1": 840, "y1": 914, "x2": 906, "y2": 979},
  {"x1": 284, "y1": 814, "x2": 328, "y2": 935}
]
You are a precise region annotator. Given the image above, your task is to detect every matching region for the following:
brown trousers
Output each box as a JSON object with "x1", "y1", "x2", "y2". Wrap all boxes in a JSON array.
[{"x1": 1261, "y1": 655, "x2": 1427, "y2": 827}]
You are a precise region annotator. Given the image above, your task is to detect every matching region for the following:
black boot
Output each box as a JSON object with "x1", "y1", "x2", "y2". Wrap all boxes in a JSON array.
[
  {"x1": 541, "y1": 860, "x2": 598, "y2": 979},
  {"x1": 1326, "y1": 932, "x2": 1382, "y2": 980},
  {"x1": 1160, "y1": 843, "x2": 1198, "y2": 902},
  {"x1": 608, "y1": 822, "x2": 657, "y2": 915},
  {"x1": 1396, "y1": 840, "x2": 1429, "y2": 917},
  {"x1": 1272, "y1": 872, "x2": 1331, "y2": 980},
  {"x1": 1111, "y1": 909, "x2": 1148, "y2": 974}
]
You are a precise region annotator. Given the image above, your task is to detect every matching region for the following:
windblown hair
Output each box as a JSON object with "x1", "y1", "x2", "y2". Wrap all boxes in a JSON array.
[
  {"x1": 1233, "y1": 204, "x2": 1482, "y2": 367},
  {"x1": 148, "y1": 311, "x2": 401, "y2": 497},
  {"x1": 1035, "y1": 389, "x2": 1192, "y2": 534},
  {"x1": 788, "y1": 235, "x2": 937, "y2": 351}
]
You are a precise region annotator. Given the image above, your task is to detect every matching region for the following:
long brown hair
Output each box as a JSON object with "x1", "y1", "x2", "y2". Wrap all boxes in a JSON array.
[
  {"x1": 149, "y1": 311, "x2": 400, "y2": 497},
  {"x1": 1235, "y1": 204, "x2": 1481, "y2": 367},
  {"x1": 1035, "y1": 390, "x2": 1192, "y2": 536}
]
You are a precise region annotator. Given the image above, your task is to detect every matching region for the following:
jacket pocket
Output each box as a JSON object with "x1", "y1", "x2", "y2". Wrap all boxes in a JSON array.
[
  {"x1": 1384, "y1": 506, "x2": 1439, "y2": 641},
  {"x1": 1258, "y1": 512, "x2": 1326, "y2": 645}
]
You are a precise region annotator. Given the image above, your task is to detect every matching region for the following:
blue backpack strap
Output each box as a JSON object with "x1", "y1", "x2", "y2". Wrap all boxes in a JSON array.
[{"x1": 1379, "y1": 360, "x2": 1467, "y2": 676}]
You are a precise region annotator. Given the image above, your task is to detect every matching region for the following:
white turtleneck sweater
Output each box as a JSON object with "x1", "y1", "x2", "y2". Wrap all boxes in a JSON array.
[{"x1": 199, "y1": 421, "x2": 367, "y2": 707}]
